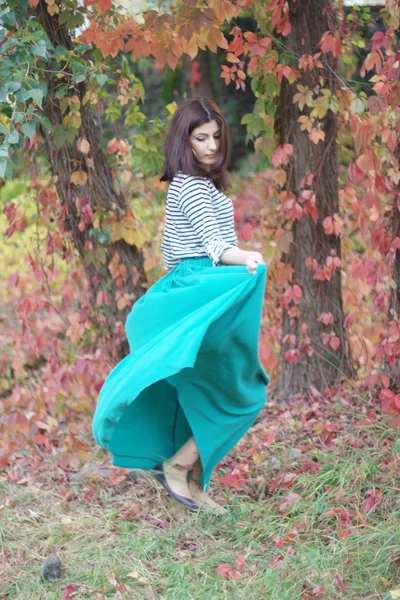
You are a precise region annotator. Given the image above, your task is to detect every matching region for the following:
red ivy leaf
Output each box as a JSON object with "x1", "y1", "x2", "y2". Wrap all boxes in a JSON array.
[{"x1": 62, "y1": 584, "x2": 77, "y2": 600}]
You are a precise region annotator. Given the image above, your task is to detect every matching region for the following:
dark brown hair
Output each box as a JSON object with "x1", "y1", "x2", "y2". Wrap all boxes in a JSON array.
[{"x1": 160, "y1": 98, "x2": 231, "y2": 191}]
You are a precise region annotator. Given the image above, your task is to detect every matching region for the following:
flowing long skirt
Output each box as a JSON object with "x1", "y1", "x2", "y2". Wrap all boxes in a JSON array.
[{"x1": 92, "y1": 256, "x2": 270, "y2": 491}]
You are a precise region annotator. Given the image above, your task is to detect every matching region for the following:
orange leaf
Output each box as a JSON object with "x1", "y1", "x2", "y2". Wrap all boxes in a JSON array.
[
  {"x1": 98, "y1": 0, "x2": 112, "y2": 13},
  {"x1": 275, "y1": 262, "x2": 294, "y2": 286},
  {"x1": 309, "y1": 128, "x2": 325, "y2": 144},
  {"x1": 70, "y1": 171, "x2": 88, "y2": 186},
  {"x1": 272, "y1": 144, "x2": 294, "y2": 167},
  {"x1": 28, "y1": 0, "x2": 40, "y2": 6},
  {"x1": 107, "y1": 138, "x2": 119, "y2": 154}
]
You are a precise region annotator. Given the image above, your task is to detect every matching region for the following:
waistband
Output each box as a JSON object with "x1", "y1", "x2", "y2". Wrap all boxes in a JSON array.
[{"x1": 177, "y1": 256, "x2": 214, "y2": 275}]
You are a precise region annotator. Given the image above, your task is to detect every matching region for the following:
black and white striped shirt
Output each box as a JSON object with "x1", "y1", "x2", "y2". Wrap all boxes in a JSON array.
[{"x1": 161, "y1": 172, "x2": 238, "y2": 270}]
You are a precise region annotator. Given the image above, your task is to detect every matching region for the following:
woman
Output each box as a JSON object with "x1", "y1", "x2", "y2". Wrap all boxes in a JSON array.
[{"x1": 92, "y1": 98, "x2": 270, "y2": 514}]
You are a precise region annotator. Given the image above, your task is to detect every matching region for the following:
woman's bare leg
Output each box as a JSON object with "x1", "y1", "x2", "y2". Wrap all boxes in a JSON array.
[
  {"x1": 162, "y1": 436, "x2": 199, "y2": 499},
  {"x1": 188, "y1": 459, "x2": 227, "y2": 513}
]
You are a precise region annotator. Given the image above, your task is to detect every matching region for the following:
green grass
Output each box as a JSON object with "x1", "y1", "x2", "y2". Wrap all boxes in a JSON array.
[{"x1": 1, "y1": 412, "x2": 399, "y2": 600}]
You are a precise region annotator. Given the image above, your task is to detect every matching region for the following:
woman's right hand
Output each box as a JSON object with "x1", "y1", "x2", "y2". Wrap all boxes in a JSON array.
[{"x1": 245, "y1": 251, "x2": 265, "y2": 275}]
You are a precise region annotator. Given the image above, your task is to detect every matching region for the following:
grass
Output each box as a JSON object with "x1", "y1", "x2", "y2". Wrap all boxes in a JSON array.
[{"x1": 1, "y1": 396, "x2": 399, "y2": 600}]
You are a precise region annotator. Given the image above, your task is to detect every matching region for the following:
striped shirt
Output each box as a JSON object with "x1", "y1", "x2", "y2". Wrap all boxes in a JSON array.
[{"x1": 161, "y1": 172, "x2": 238, "y2": 271}]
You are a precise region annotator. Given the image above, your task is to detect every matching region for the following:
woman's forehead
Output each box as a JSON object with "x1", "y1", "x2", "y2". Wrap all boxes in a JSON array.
[{"x1": 191, "y1": 120, "x2": 220, "y2": 135}]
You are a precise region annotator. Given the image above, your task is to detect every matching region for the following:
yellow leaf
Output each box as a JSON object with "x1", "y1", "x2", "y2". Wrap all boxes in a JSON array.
[
  {"x1": 121, "y1": 216, "x2": 136, "y2": 230},
  {"x1": 389, "y1": 591, "x2": 400, "y2": 599},
  {"x1": 78, "y1": 139, "x2": 90, "y2": 154},
  {"x1": 126, "y1": 571, "x2": 149, "y2": 585},
  {"x1": 117, "y1": 296, "x2": 129, "y2": 311},
  {"x1": 134, "y1": 229, "x2": 147, "y2": 248},
  {"x1": 166, "y1": 102, "x2": 177, "y2": 115},
  {"x1": 47, "y1": 4, "x2": 59, "y2": 15},
  {"x1": 227, "y1": 52, "x2": 240, "y2": 63},
  {"x1": 298, "y1": 115, "x2": 313, "y2": 133},
  {"x1": 122, "y1": 228, "x2": 135, "y2": 245},
  {"x1": 110, "y1": 221, "x2": 124, "y2": 242},
  {"x1": 70, "y1": 171, "x2": 87, "y2": 186},
  {"x1": 82, "y1": 91, "x2": 98, "y2": 106}
]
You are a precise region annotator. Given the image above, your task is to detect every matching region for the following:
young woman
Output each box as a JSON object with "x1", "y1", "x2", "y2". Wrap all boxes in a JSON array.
[{"x1": 92, "y1": 98, "x2": 270, "y2": 514}]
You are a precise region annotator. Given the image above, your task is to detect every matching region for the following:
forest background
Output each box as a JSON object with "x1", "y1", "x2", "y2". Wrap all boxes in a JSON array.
[{"x1": 0, "y1": 0, "x2": 400, "y2": 598}]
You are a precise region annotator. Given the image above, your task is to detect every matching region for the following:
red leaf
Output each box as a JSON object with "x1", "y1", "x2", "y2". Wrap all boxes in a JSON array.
[
  {"x1": 292, "y1": 284, "x2": 302, "y2": 304},
  {"x1": 240, "y1": 222, "x2": 253, "y2": 242},
  {"x1": 329, "y1": 336, "x2": 340, "y2": 351},
  {"x1": 235, "y1": 554, "x2": 246, "y2": 571},
  {"x1": 334, "y1": 572, "x2": 345, "y2": 592},
  {"x1": 216, "y1": 564, "x2": 231, "y2": 578},
  {"x1": 284, "y1": 349, "x2": 300, "y2": 364},
  {"x1": 0, "y1": 451, "x2": 9, "y2": 470},
  {"x1": 312, "y1": 585, "x2": 326, "y2": 597},
  {"x1": 33, "y1": 434, "x2": 51, "y2": 448},
  {"x1": 98, "y1": 0, "x2": 112, "y2": 13},
  {"x1": 107, "y1": 138, "x2": 119, "y2": 154},
  {"x1": 278, "y1": 492, "x2": 302, "y2": 514},
  {"x1": 363, "y1": 496, "x2": 376, "y2": 513},
  {"x1": 230, "y1": 569, "x2": 242, "y2": 579},
  {"x1": 62, "y1": 584, "x2": 76, "y2": 600},
  {"x1": 218, "y1": 472, "x2": 244, "y2": 487},
  {"x1": 264, "y1": 431, "x2": 276, "y2": 444}
]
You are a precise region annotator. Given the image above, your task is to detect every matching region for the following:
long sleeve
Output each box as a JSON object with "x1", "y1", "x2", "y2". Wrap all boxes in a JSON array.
[{"x1": 178, "y1": 177, "x2": 236, "y2": 266}]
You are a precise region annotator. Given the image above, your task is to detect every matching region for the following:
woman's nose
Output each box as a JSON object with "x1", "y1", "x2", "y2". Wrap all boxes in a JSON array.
[{"x1": 208, "y1": 139, "x2": 217, "y2": 151}]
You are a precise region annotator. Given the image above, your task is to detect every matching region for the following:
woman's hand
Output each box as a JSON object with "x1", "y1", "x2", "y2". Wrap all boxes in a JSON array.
[{"x1": 245, "y1": 251, "x2": 265, "y2": 275}]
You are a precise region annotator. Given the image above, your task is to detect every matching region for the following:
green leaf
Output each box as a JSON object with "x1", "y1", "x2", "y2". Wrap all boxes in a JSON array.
[
  {"x1": 30, "y1": 87, "x2": 44, "y2": 107},
  {"x1": 96, "y1": 74, "x2": 108, "y2": 88},
  {"x1": 0, "y1": 158, "x2": 8, "y2": 180},
  {"x1": 75, "y1": 43, "x2": 91, "y2": 53},
  {"x1": 0, "y1": 143, "x2": 10, "y2": 158},
  {"x1": 59, "y1": 11, "x2": 84, "y2": 29},
  {"x1": 21, "y1": 121, "x2": 36, "y2": 141},
  {"x1": 0, "y1": 10, "x2": 16, "y2": 27},
  {"x1": 55, "y1": 84, "x2": 70, "y2": 99},
  {"x1": 0, "y1": 85, "x2": 8, "y2": 102},
  {"x1": 53, "y1": 124, "x2": 78, "y2": 148},
  {"x1": 55, "y1": 45, "x2": 69, "y2": 57},
  {"x1": 35, "y1": 114, "x2": 52, "y2": 131},
  {"x1": 32, "y1": 39, "x2": 48, "y2": 59},
  {"x1": 72, "y1": 74, "x2": 86, "y2": 83},
  {"x1": 7, "y1": 82, "x2": 21, "y2": 94},
  {"x1": 7, "y1": 130, "x2": 19, "y2": 144},
  {"x1": 241, "y1": 113, "x2": 253, "y2": 125},
  {"x1": 350, "y1": 97, "x2": 365, "y2": 115},
  {"x1": 15, "y1": 87, "x2": 32, "y2": 102}
]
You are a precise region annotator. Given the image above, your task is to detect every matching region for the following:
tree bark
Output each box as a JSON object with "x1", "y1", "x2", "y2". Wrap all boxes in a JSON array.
[
  {"x1": 30, "y1": 1, "x2": 147, "y2": 359},
  {"x1": 274, "y1": 0, "x2": 351, "y2": 396}
]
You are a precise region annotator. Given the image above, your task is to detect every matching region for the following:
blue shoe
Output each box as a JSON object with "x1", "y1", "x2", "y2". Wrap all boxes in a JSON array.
[{"x1": 153, "y1": 462, "x2": 199, "y2": 511}]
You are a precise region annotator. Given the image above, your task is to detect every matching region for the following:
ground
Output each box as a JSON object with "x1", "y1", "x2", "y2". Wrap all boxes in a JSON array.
[{"x1": 1, "y1": 390, "x2": 399, "y2": 600}]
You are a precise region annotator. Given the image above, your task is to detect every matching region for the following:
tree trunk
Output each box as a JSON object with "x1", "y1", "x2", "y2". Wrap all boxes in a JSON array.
[
  {"x1": 274, "y1": 0, "x2": 351, "y2": 396},
  {"x1": 30, "y1": 2, "x2": 147, "y2": 359},
  {"x1": 190, "y1": 50, "x2": 217, "y2": 100}
]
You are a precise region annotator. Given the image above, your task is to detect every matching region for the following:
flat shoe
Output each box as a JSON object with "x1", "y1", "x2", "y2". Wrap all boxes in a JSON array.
[{"x1": 153, "y1": 462, "x2": 199, "y2": 511}]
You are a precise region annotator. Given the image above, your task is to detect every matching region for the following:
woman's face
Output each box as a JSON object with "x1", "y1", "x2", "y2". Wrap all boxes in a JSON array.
[{"x1": 189, "y1": 120, "x2": 220, "y2": 169}]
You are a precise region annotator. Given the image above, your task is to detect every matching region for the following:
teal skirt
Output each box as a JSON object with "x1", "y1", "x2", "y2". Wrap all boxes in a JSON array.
[{"x1": 92, "y1": 256, "x2": 270, "y2": 491}]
